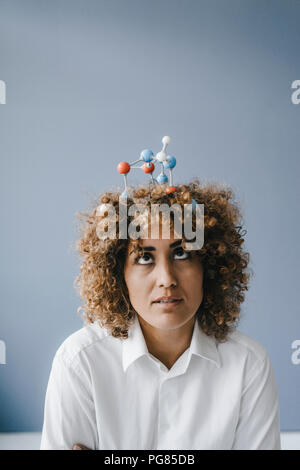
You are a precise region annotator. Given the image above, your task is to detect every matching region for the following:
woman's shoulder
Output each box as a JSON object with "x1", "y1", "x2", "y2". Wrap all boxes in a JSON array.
[
  {"x1": 53, "y1": 321, "x2": 113, "y2": 368},
  {"x1": 219, "y1": 328, "x2": 270, "y2": 367}
]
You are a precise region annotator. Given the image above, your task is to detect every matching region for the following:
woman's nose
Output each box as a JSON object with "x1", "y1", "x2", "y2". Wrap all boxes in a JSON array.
[{"x1": 156, "y1": 260, "x2": 177, "y2": 288}]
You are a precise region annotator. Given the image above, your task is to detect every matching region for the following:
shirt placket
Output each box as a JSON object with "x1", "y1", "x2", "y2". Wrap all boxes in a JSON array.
[{"x1": 155, "y1": 352, "x2": 190, "y2": 450}]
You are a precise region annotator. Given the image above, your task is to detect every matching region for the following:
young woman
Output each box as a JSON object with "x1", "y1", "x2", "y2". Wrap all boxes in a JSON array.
[{"x1": 40, "y1": 179, "x2": 281, "y2": 450}]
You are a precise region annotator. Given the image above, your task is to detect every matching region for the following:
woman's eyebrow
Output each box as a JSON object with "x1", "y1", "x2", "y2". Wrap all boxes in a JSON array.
[{"x1": 141, "y1": 240, "x2": 182, "y2": 251}]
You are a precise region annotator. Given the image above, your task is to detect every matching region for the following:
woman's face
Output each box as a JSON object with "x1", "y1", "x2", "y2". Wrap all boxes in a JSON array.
[{"x1": 124, "y1": 236, "x2": 204, "y2": 330}]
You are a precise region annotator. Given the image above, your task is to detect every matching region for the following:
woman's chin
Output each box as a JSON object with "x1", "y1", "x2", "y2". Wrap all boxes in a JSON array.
[{"x1": 151, "y1": 312, "x2": 193, "y2": 330}]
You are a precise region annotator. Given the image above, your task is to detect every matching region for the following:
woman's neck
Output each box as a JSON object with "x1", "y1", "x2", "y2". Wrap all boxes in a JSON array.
[{"x1": 137, "y1": 314, "x2": 196, "y2": 370}]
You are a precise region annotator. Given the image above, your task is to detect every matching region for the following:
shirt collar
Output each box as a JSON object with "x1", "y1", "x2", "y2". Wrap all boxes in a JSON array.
[
  {"x1": 122, "y1": 315, "x2": 149, "y2": 372},
  {"x1": 189, "y1": 317, "x2": 221, "y2": 369},
  {"x1": 122, "y1": 314, "x2": 221, "y2": 373}
]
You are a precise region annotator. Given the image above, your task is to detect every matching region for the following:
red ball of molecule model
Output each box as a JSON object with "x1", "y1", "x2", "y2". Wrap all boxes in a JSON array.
[{"x1": 117, "y1": 161, "x2": 131, "y2": 174}]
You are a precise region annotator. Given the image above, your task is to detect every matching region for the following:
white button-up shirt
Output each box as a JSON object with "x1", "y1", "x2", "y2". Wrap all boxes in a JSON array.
[{"x1": 40, "y1": 315, "x2": 281, "y2": 450}]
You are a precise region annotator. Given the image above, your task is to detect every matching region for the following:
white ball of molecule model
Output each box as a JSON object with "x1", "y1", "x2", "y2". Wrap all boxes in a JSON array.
[
  {"x1": 156, "y1": 151, "x2": 167, "y2": 162},
  {"x1": 162, "y1": 136, "x2": 171, "y2": 146}
]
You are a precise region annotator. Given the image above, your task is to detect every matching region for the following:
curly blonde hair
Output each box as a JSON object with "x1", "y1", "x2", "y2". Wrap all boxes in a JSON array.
[{"x1": 74, "y1": 178, "x2": 251, "y2": 342}]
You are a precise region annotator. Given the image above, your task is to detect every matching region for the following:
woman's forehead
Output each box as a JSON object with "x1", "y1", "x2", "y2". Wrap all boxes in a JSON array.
[
  {"x1": 140, "y1": 237, "x2": 182, "y2": 246},
  {"x1": 128, "y1": 237, "x2": 183, "y2": 251}
]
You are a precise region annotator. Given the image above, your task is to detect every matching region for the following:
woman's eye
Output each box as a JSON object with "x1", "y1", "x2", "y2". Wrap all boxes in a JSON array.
[
  {"x1": 174, "y1": 248, "x2": 190, "y2": 260},
  {"x1": 136, "y1": 253, "x2": 153, "y2": 265},
  {"x1": 136, "y1": 249, "x2": 190, "y2": 265}
]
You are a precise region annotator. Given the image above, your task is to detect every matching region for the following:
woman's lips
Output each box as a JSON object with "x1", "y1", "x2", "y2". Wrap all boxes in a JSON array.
[{"x1": 152, "y1": 299, "x2": 183, "y2": 310}]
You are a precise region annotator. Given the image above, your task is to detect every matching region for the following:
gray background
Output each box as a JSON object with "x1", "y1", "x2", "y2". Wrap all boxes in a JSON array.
[{"x1": 0, "y1": 0, "x2": 299, "y2": 432}]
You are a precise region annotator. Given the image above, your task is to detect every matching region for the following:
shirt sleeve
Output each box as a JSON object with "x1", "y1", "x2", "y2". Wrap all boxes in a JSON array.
[
  {"x1": 231, "y1": 354, "x2": 281, "y2": 450},
  {"x1": 40, "y1": 352, "x2": 98, "y2": 450}
]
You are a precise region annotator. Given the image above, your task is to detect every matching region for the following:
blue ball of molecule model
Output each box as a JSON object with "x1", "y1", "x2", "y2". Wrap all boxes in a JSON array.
[
  {"x1": 157, "y1": 174, "x2": 169, "y2": 184},
  {"x1": 140, "y1": 149, "x2": 154, "y2": 162},
  {"x1": 163, "y1": 155, "x2": 176, "y2": 169}
]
